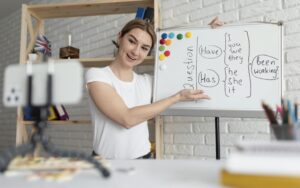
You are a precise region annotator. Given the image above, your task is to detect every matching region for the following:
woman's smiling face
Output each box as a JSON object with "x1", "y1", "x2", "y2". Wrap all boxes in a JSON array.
[{"x1": 117, "y1": 28, "x2": 152, "y2": 68}]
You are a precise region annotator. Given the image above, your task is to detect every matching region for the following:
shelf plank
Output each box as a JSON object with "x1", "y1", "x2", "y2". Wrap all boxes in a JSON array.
[
  {"x1": 27, "y1": 0, "x2": 153, "y2": 19},
  {"x1": 23, "y1": 120, "x2": 91, "y2": 126},
  {"x1": 80, "y1": 56, "x2": 154, "y2": 67}
]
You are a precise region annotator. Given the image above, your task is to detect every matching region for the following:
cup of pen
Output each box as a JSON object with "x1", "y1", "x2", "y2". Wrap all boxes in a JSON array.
[{"x1": 271, "y1": 123, "x2": 300, "y2": 140}]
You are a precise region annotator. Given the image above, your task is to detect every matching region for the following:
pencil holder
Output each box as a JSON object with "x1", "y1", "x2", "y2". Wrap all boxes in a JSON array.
[{"x1": 271, "y1": 123, "x2": 300, "y2": 140}]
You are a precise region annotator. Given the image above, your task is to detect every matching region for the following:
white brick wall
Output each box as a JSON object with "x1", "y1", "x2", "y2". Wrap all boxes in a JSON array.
[
  {"x1": 0, "y1": 9, "x2": 21, "y2": 151},
  {"x1": 159, "y1": 0, "x2": 300, "y2": 160},
  {"x1": 1, "y1": 0, "x2": 300, "y2": 160}
]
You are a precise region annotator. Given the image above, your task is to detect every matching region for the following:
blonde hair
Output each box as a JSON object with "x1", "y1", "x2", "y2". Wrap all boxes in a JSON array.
[{"x1": 117, "y1": 19, "x2": 156, "y2": 51}]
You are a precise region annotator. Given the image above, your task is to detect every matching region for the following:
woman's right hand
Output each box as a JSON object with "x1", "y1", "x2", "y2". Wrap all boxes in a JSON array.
[
  {"x1": 174, "y1": 89, "x2": 210, "y2": 102},
  {"x1": 208, "y1": 16, "x2": 225, "y2": 29}
]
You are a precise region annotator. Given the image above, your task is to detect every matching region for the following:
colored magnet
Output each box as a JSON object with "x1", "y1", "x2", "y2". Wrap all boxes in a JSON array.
[
  {"x1": 161, "y1": 33, "x2": 168, "y2": 39},
  {"x1": 159, "y1": 45, "x2": 165, "y2": 51},
  {"x1": 164, "y1": 50, "x2": 170, "y2": 57},
  {"x1": 177, "y1": 33, "x2": 183, "y2": 40},
  {"x1": 185, "y1": 32, "x2": 192, "y2": 38},
  {"x1": 159, "y1": 63, "x2": 167, "y2": 70},
  {"x1": 160, "y1": 39, "x2": 166, "y2": 45},
  {"x1": 159, "y1": 54, "x2": 166, "y2": 61},
  {"x1": 169, "y1": 32, "x2": 175, "y2": 39},
  {"x1": 165, "y1": 39, "x2": 172, "y2": 46}
]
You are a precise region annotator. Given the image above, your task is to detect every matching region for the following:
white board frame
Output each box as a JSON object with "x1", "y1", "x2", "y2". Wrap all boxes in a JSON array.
[{"x1": 153, "y1": 22, "x2": 284, "y2": 118}]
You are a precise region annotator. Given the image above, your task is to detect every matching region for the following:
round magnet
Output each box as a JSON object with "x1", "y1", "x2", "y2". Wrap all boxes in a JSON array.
[
  {"x1": 160, "y1": 39, "x2": 166, "y2": 45},
  {"x1": 164, "y1": 50, "x2": 170, "y2": 57},
  {"x1": 159, "y1": 54, "x2": 166, "y2": 61},
  {"x1": 185, "y1": 32, "x2": 192, "y2": 38},
  {"x1": 161, "y1": 33, "x2": 168, "y2": 39},
  {"x1": 159, "y1": 63, "x2": 167, "y2": 70},
  {"x1": 165, "y1": 39, "x2": 172, "y2": 46},
  {"x1": 159, "y1": 45, "x2": 165, "y2": 51},
  {"x1": 169, "y1": 32, "x2": 175, "y2": 39},
  {"x1": 177, "y1": 33, "x2": 183, "y2": 40}
]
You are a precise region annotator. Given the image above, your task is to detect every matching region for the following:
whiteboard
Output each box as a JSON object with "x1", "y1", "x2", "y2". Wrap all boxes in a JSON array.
[{"x1": 153, "y1": 23, "x2": 283, "y2": 118}]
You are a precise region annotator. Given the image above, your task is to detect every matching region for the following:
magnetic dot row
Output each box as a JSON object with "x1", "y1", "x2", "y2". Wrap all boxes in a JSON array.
[
  {"x1": 161, "y1": 32, "x2": 192, "y2": 40},
  {"x1": 159, "y1": 32, "x2": 192, "y2": 61}
]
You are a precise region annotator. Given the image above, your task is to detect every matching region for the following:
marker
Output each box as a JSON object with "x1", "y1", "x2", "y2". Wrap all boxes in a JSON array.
[
  {"x1": 287, "y1": 100, "x2": 297, "y2": 124},
  {"x1": 282, "y1": 99, "x2": 289, "y2": 124},
  {"x1": 295, "y1": 103, "x2": 298, "y2": 123},
  {"x1": 276, "y1": 105, "x2": 283, "y2": 119},
  {"x1": 262, "y1": 102, "x2": 278, "y2": 125}
]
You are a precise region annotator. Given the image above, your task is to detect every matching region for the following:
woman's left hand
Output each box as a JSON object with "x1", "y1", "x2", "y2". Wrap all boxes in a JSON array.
[{"x1": 175, "y1": 89, "x2": 210, "y2": 102}]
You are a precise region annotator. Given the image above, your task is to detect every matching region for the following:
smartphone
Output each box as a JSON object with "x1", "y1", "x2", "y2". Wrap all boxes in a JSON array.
[{"x1": 3, "y1": 59, "x2": 83, "y2": 107}]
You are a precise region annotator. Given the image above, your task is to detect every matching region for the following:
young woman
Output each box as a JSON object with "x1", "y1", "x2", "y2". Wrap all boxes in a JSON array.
[{"x1": 86, "y1": 19, "x2": 213, "y2": 159}]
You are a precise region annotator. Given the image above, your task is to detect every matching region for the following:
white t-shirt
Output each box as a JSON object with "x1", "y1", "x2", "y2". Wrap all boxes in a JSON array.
[{"x1": 85, "y1": 66, "x2": 152, "y2": 159}]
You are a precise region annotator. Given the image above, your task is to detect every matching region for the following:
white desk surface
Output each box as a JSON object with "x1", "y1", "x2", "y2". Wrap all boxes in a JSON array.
[{"x1": 0, "y1": 159, "x2": 225, "y2": 188}]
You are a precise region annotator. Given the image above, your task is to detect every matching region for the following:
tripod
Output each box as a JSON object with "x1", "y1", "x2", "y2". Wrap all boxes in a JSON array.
[{"x1": 0, "y1": 65, "x2": 110, "y2": 178}]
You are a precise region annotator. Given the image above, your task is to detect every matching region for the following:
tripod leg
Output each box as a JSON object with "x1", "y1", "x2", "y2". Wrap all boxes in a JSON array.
[
  {"x1": 0, "y1": 143, "x2": 35, "y2": 172},
  {"x1": 42, "y1": 140, "x2": 110, "y2": 177},
  {"x1": 215, "y1": 117, "x2": 220, "y2": 160}
]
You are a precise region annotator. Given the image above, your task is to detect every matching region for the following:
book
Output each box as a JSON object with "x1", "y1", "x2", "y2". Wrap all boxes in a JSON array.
[
  {"x1": 53, "y1": 105, "x2": 69, "y2": 120},
  {"x1": 144, "y1": 7, "x2": 154, "y2": 23},
  {"x1": 224, "y1": 151, "x2": 300, "y2": 176},
  {"x1": 135, "y1": 7, "x2": 154, "y2": 23},
  {"x1": 235, "y1": 140, "x2": 300, "y2": 154},
  {"x1": 23, "y1": 106, "x2": 39, "y2": 120},
  {"x1": 224, "y1": 141, "x2": 300, "y2": 175},
  {"x1": 135, "y1": 7, "x2": 146, "y2": 20},
  {"x1": 221, "y1": 169, "x2": 300, "y2": 188},
  {"x1": 23, "y1": 106, "x2": 58, "y2": 120},
  {"x1": 221, "y1": 141, "x2": 300, "y2": 187},
  {"x1": 48, "y1": 106, "x2": 58, "y2": 120}
]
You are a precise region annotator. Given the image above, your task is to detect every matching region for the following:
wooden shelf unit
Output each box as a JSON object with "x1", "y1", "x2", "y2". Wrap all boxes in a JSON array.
[
  {"x1": 27, "y1": 0, "x2": 154, "y2": 19},
  {"x1": 18, "y1": 0, "x2": 162, "y2": 158},
  {"x1": 19, "y1": 0, "x2": 159, "y2": 65}
]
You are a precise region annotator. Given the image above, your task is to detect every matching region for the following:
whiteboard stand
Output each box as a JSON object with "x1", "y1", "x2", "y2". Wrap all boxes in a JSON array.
[{"x1": 215, "y1": 117, "x2": 220, "y2": 160}]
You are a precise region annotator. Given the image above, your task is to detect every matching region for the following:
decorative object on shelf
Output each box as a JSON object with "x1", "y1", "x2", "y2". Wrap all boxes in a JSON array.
[
  {"x1": 59, "y1": 32, "x2": 80, "y2": 59},
  {"x1": 28, "y1": 50, "x2": 38, "y2": 63},
  {"x1": 34, "y1": 34, "x2": 52, "y2": 62}
]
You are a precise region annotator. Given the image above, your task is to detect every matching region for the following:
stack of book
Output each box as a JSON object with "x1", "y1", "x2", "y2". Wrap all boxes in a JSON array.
[
  {"x1": 135, "y1": 7, "x2": 154, "y2": 23},
  {"x1": 23, "y1": 105, "x2": 69, "y2": 121},
  {"x1": 221, "y1": 141, "x2": 300, "y2": 188}
]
